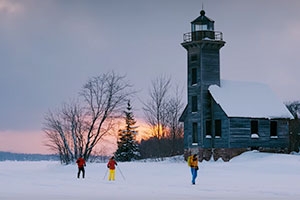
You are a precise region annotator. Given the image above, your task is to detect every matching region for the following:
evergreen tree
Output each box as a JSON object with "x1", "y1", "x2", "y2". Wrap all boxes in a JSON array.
[{"x1": 115, "y1": 101, "x2": 140, "y2": 161}]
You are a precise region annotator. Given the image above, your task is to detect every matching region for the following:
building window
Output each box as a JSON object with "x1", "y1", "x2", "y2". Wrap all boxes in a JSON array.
[
  {"x1": 270, "y1": 121, "x2": 278, "y2": 138},
  {"x1": 215, "y1": 120, "x2": 221, "y2": 138},
  {"x1": 194, "y1": 24, "x2": 208, "y2": 31},
  {"x1": 191, "y1": 96, "x2": 197, "y2": 112},
  {"x1": 192, "y1": 122, "x2": 198, "y2": 144},
  {"x1": 251, "y1": 120, "x2": 259, "y2": 138},
  {"x1": 205, "y1": 120, "x2": 212, "y2": 138},
  {"x1": 191, "y1": 54, "x2": 197, "y2": 62},
  {"x1": 191, "y1": 68, "x2": 197, "y2": 85}
]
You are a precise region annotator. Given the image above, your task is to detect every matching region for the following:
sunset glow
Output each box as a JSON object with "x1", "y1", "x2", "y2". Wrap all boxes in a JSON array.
[
  {"x1": 0, "y1": 130, "x2": 48, "y2": 154},
  {"x1": 0, "y1": 118, "x2": 151, "y2": 155}
]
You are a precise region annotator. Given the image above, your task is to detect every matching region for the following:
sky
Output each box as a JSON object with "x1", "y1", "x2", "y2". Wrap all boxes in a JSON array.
[
  {"x1": 1, "y1": 151, "x2": 300, "y2": 199},
  {"x1": 1, "y1": 0, "x2": 300, "y2": 154}
]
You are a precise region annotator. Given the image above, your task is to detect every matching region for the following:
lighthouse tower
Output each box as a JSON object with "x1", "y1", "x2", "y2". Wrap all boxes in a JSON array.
[
  {"x1": 180, "y1": 10, "x2": 293, "y2": 162},
  {"x1": 180, "y1": 10, "x2": 225, "y2": 156}
]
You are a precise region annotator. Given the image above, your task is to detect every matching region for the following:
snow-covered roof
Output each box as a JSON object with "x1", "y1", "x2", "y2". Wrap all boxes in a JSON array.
[{"x1": 208, "y1": 80, "x2": 294, "y2": 119}]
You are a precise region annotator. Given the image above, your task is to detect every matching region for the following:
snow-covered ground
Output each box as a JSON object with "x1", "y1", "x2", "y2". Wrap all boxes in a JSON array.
[{"x1": 1, "y1": 151, "x2": 300, "y2": 200}]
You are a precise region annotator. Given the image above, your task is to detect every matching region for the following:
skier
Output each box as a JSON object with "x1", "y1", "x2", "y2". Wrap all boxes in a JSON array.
[
  {"x1": 76, "y1": 155, "x2": 86, "y2": 179},
  {"x1": 187, "y1": 154, "x2": 199, "y2": 185},
  {"x1": 107, "y1": 156, "x2": 118, "y2": 181}
]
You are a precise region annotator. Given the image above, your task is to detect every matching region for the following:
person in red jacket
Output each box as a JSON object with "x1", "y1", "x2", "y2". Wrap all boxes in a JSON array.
[
  {"x1": 107, "y1": 156, "x2": 117, "y2": 181},
  {"x1": 76, "y1": 155, "x2": 86, "y2": 179}
]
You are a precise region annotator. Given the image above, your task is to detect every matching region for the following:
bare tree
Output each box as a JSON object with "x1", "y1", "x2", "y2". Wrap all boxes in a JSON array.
[
  {"x1": 165, "y1": 85, "x2": 184, "y2": 155},
  {"x1": 142, "y1": 75, "x2": 184, "y2": 158},
  {"x1": 44, "y1": 107, "x2": 75, "y2": 164},
  {"x1": 286, "y1": 101, "x2": 300, "y2": 119},
  {"x1": 165, "y1": 85, "x2": 184, "y2": 139},
  {"x1": 143, "y1": 75, "x2": 171, "y2": 139},
  {"x1": 43, "y1": 71, "x2": 133, "y2": 164},
  {"x1": 60, "y1": 101, "x2": 86, "y2": 160}
]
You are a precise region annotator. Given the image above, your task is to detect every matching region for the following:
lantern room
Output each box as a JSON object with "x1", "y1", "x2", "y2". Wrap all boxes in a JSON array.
[{"x1": 191, "y1": 10, "x2": 215, "y2": 40}]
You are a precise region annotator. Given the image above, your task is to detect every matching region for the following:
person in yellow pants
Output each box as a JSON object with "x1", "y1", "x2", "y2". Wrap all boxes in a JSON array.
[{"x1": 107, "y1": 156, "x2": 118, "y2": 181}]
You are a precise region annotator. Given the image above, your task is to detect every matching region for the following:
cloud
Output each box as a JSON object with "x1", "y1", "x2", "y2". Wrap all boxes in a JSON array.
[{"x1": 0, "y1": 0, "x2": 23, "y2": 14}]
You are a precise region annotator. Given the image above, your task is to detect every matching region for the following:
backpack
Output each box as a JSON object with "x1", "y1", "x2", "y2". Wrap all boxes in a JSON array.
[{"x1": 187, "y1": 156, "x2": 192, "y2": 167}]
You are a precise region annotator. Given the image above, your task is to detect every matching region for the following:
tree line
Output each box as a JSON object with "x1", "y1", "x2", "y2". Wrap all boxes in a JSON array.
[{"x1": 43, "y1": 72, "x2": 184, "y2": 164}]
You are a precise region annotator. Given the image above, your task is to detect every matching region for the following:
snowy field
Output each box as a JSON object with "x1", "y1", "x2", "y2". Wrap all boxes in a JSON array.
[{"x1": 1, "y1": 151, "x2": 300, "y2": 200}]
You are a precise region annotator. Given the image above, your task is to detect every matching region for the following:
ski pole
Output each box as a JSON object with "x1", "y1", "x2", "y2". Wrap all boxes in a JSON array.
[
  {"x1": 117, "y1": 166, "x2": 126, "y2": 181},
  {"x1": 103, "y1": 168, "x2": 108, "y2": 180}
]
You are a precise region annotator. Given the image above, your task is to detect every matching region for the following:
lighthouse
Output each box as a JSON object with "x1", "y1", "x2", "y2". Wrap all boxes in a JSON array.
[
  {"x1": 180, "y1": 9, "x2": 225, "y2": 152},
  {"x1": 180, "y1": 10, "x2": 292, "y2": 161}
]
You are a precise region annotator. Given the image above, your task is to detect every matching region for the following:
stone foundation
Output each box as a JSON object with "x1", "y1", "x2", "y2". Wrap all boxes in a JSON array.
[
  {"x1": 184, "y1": 148, "x2": 248, "y2": 162},
  {"x1": 184, "y1": 147, "x2": 289, "y2": 162}
]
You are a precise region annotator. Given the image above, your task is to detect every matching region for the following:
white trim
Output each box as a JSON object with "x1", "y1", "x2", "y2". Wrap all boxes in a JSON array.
[{"x1": 251, "y1": 133, "x2": 259, "y2": 139}]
